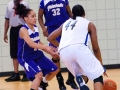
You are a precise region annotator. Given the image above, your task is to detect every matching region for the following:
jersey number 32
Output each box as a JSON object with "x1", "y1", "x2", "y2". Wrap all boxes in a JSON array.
[{"x1": 52, "y1": 8, "x2": 60, "y2": 16}]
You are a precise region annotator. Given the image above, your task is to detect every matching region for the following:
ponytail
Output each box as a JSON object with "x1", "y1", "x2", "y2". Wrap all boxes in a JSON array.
[{"x1": 14, "y1": 3, "x2": 32, "y2": 19}]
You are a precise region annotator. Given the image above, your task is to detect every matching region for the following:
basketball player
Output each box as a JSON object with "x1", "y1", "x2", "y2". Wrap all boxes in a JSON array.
[
  {"x1": 38, "y1": 0, "x2": 78, "y2": 90},
  {"x1": 14, "y1": 4, "x2": 59, "y2": 90},
  {"x1": 4, "y1": 0, "x2": 29, "y2": 82},
  {"x1": 48, "y1": 4, "x2": 108, "y2": 90}
]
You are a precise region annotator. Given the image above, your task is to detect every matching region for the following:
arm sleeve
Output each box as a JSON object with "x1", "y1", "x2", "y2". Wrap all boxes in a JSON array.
[
  {"x1": 65, "y1": 0, "x2": 69, "y2": 5},
  {"x1": 39, "y1": 0, "x2": 44, "y2": 9},
  {"x1": 5, "y1": 6, "x2": 10, "y2": 20}
]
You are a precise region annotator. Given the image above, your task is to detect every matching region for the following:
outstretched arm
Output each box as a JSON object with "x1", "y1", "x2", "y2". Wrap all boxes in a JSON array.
[
  {"x1": 20, "y1": 28, "x2": 57, "y2": 57},
  {"x1": 47, "y1": 25, "x2": 63, "y2": 47},
  {"x1": 88, "y1": 22, "x2": 103, "y2": 65}
]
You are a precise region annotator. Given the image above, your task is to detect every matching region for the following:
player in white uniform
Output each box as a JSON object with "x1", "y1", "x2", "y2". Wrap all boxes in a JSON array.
[{"x1": 48, "y1": 4, "x2": 108, "y2": 90}]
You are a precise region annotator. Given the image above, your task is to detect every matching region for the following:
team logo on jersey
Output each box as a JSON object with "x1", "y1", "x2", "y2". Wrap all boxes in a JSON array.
[
  {"x1": 24, "y1": 62, "x2": 29, "y2": 71},
  {"x1": 51, "y1": 68, "x2": 54, "y2": 71},
  {"x1": 47, "y1": 3, "x2": 63, "y2": 11},
  {"x1": 31, "y1": 36, "x2": 40, "y2": 41},
  {"x1": 37, "y1": 66, "x2": 41, "y2": 71}
]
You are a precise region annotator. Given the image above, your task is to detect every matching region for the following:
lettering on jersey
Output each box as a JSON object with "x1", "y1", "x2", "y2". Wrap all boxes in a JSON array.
[
  {"x1": 47, "y1": 3, "x2": 63, "y2": 11},
  {"x1": 31, "y1": 36, "x2": 40, "y2": 42}
]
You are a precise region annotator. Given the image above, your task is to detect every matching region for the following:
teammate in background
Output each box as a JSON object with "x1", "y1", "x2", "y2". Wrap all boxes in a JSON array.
[
  {"x1": 14, "y1": 4, "x2": 59, "y2": 90},
  {"x1": 48, "y1": 4, "x2": 108, "y2": 90},
  {"x1": 4, "y1": 0, "x2": 29, "y2": 82},
  {"x1": 38, "y1": 0, "x2": 78, "y2": 90}
]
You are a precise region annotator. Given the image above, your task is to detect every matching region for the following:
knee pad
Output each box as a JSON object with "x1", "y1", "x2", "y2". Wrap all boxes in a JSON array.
[
  {"x1": 52, "y1": 58, "x2": 60, "y2": 63},
  {"x1": 94, "y1": 76, "x2": 103, "y2": 84}
]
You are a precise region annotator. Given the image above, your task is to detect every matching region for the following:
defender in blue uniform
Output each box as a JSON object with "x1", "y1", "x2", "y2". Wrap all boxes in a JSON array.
[
  {"x1": 15, "y1": 4, "x2": 59, "y2": 90},
  {"x1": 38, "y1": 0, "x2": 79, "y2": 90}
]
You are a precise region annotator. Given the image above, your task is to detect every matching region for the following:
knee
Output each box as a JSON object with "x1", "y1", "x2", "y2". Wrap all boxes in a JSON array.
[
  {"x1": 53, "y1": 69, "x2": 59, "y2": 75},
  {"x1": 35, "y1": 72, "x2": 43, "y2": 80},
  {"x1": 94, "y1": 76, "x2": 103, "y2": 84}
]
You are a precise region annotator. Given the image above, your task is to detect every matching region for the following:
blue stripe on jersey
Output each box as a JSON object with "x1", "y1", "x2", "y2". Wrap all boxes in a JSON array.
[
  {"x1": 23, "y1": 25, "x2": 29, "y2": 30},
  {"x1": 84, "y1": 33, "x2": 89, "y2": 46}
]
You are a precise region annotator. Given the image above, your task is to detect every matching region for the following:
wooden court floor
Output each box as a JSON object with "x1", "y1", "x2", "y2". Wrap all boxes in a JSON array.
[{"x1": 0, "y1": 69, "x2": 120, "y2": 90}]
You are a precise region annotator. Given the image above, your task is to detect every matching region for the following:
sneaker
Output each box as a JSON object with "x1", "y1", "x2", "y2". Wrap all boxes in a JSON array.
[
  {"x1": 59, "y1": 83, "x2": 66, "y2": 90},
  {"x1": 5, "y1": 73, "x2": 21, "y2": 82},
  {"x1": 21, "y1": 73, "x2": 29, "y2": 82},
  {"x1": 66, "y1": 79, "x2": 79, "y2": 89},
  {"x1": 39, "y1": 81, "x2": 48, "y2": 90},
  {"x1": 76, "y1": 76, "x2": 90, "y2": 90}
]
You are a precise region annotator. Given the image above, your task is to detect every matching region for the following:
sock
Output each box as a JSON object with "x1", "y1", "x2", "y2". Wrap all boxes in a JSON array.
[
  {"x1": 76, "y1": 75, "x2": 85, "y2": 87},
  {"x1": 68, "y1": 71, "x2": 74, "y2": 80},
  {"x1": 56, "y1": 71, "x2": 64, "y2": 81},
  {"x1": 43, "y1": 77, "x2": 48, "y2": 83}
]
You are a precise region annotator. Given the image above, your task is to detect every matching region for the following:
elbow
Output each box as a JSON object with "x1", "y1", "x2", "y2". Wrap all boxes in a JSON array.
[
  {"x1": 93, "y1": 47, "x2": 100, "y2": 53},
  {"x1": 47, "y1": 37, "x2": 51, "y2": 42}
]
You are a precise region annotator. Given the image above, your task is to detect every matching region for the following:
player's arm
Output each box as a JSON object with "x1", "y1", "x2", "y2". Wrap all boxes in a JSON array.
[
  {"x1": 20, "y1": 28, "x2": 55, "y2": 56},
  {"x1": 66, "y1": 5, "x2": 73, "y2": 18},
  {"x1": 65, "y1": 0, "x2": 73, "y2": 18},
  {"x1": 38, "y1": 9, "x2": 46, "y2": 32},
  {"x1": 38, "y1": 0, "x2": 48, "y2": 37},
  {"x1": 47, "y1": 25, "x2": 63, "y2": 47},
  {"x1": 88, "y1": 22, "x2": 103, "y2": 65}
]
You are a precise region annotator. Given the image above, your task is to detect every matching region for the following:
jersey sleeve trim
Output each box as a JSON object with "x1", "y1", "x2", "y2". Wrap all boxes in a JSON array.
[{"x1": 39, "y1": 0, "x2": 44, "y2": 9}]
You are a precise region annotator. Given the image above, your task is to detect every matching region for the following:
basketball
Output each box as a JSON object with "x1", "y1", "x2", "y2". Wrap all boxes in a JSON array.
[{"x1": 103, "y1": 79, "x2": 117, "y2": 90}]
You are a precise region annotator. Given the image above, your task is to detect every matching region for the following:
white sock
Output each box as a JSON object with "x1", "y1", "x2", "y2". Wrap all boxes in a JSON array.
[
  {"x1": 38, "y1": 87, "x2": 43, "y2": 90},
  {"x1": 43, "y1": 77, "x2": 48, "y2": 83}
]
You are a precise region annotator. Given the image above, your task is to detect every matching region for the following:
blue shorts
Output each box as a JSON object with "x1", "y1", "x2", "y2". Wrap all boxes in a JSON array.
[
  {"x1": 48, "y1": 26, "x2": 61, "y2": 47},
  {"x1": 18, "y1": 53, "x2": 58, "y2": 81}
]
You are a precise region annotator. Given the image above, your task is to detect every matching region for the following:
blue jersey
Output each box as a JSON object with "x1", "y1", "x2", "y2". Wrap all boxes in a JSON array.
[
  {"x1": 18, "y1": 24, "x2": 43, "y2": 60},
  {"x1": 40, "y1": 0, "x2": 69, "y2": 27}
]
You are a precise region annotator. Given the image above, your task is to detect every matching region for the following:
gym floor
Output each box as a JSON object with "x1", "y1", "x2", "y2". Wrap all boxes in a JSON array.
[{"x1": 0, "y1": 69, "x2": 120, "y2": 90}]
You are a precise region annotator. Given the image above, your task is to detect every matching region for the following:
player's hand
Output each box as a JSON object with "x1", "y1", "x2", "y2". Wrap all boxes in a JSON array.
[
  {"x1": 43, "y1": 28, "x2": 48, "y2": 37},
  {"x1": 103, "y1": 67, "x2": 108, "y2": 77},
  {"x1": 104, "y1": 72, "x2": 108, "y2": 77},
  {"x1": 49, "y1": 46, "x2": 58, "y2": 52},
  {"x1": 52, "y1": 51, "x2": 59, "y2": 60},
  {"x1": 4, "y1": 34, "x2": 8, "y2": 43},
  {"x1": 46, "y1": 46, "x2": 59, "y2": 58}
]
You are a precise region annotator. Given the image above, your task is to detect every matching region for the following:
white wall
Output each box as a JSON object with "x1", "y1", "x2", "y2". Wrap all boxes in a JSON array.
[{"x1": 0, "y1": 0, "x2": 120, "y2": 72}]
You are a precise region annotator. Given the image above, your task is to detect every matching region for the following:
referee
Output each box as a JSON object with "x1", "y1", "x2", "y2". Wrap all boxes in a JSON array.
[{"x1": 4, "y1": 0, "x2": 29, "y2": 82}]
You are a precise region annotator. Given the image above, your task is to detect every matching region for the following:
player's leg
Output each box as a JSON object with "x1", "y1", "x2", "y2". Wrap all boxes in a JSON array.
[
  {"x1": 75, "y1": 45, "x2": 104, "y2": 90},
  {"x1": 35, "y1": 53, "x2": 59, "y2": 90},
  {"x1": 31, "y1": 72, "x2": 43, "y2": 90},
  {"x1": 52, "y1": 58, "x2": 67, "y2": 90},
  {"x1": 21, "y1": 59, "x2": 43, "y2": 90},
  {"x1": 52, "y1": 38, "x2": 78, "y2": 89},
  {"x1": 93, "y1": 76, "x2": 103, "y2": 90},
  {"x1": 60, "y1": 45, "x2": 90, "y2": 90}
]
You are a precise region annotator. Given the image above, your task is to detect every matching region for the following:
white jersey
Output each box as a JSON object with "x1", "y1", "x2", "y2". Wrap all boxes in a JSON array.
[
  {"x1": 5, "y1": 0, "x2": 29, "y2": 27},
  {"x1": 58, "y1": 17, "x2": 91, "y2": 52}
]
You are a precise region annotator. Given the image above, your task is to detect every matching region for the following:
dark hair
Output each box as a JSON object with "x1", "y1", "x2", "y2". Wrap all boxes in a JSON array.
[
  {"x1": 72, "y1": 4, "x2": 85, "y2": 19},
  {"x1": 14, "y1": 0, "x2": 20, "y2": 6},
  {"x1": 14, "y1": 3, "x2": 32, "y2": 19}
]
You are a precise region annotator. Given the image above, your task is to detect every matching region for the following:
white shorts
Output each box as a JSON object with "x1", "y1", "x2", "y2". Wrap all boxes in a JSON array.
[{"x1": 59, "y1": 44, "x2": 104, "y2": 80}]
